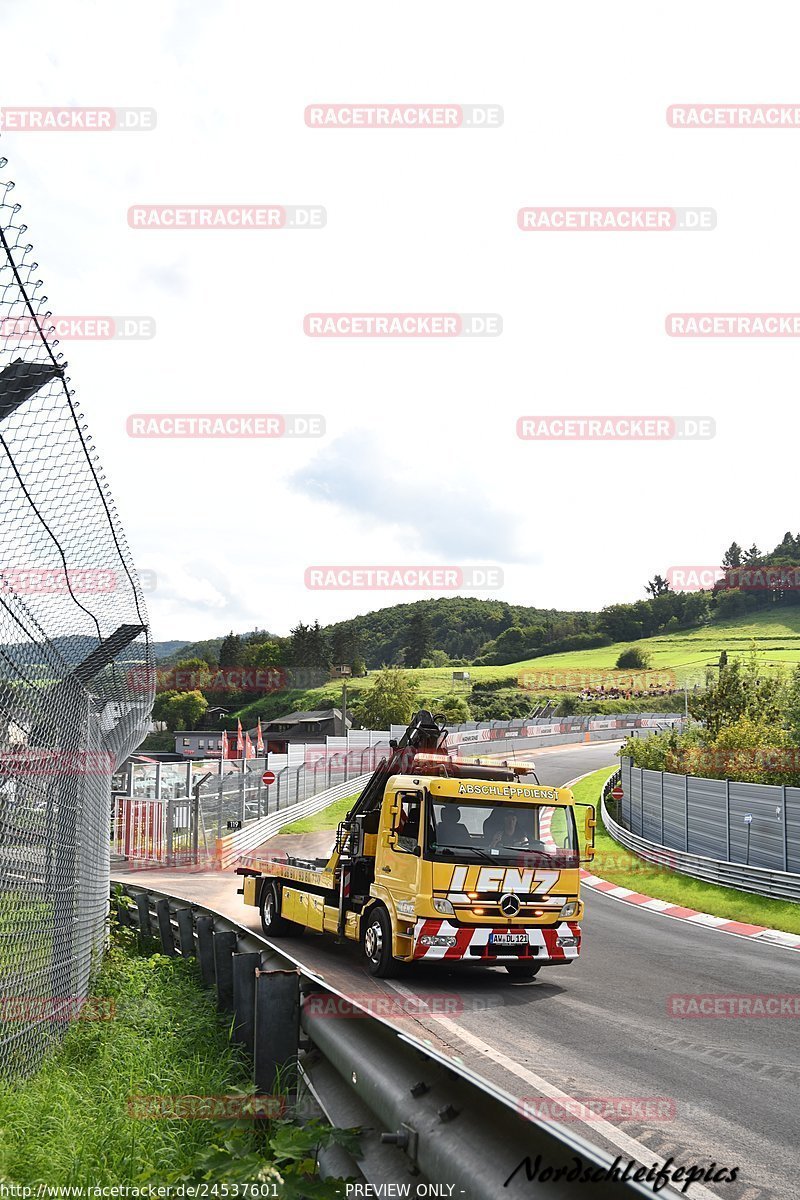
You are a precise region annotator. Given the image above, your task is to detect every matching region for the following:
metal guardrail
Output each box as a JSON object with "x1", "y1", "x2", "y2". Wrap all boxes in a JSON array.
[
  {"x1": 602, "y1": 791, "x2": 800, "y2": 903},
  {"x1": 615, "y1": 758, "x2": 800, "y2": 900},
  {"x1": 112, "y1": 882, "x2": 656, "y2": 1199}
]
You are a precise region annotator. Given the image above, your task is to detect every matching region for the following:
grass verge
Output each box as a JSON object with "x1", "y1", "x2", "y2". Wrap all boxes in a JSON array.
[
  {"x1": 0, "y1": 919, "x2": 357, "y2": 1190},
  {"x1": 279, "y1": 794, "x2": 360, "y2": 834},
  {"x1": 573, "y1": 765, "x2": 800, "y2": 936}
]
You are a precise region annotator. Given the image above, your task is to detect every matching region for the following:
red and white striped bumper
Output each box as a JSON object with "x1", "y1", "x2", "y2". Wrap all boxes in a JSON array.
[{"x1": 412, "y1": 919, "x2": 581, "y2": 961}]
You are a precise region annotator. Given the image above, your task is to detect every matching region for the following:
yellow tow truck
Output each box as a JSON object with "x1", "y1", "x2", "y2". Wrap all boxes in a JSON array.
[{"x1": 237, "y1": 711, "x2": 596, "y2": 978}]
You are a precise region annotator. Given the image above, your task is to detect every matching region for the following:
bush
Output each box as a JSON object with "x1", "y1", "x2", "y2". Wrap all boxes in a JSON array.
[{"x1": 616, "y1": 647, "x2": 652, "y2": 670}]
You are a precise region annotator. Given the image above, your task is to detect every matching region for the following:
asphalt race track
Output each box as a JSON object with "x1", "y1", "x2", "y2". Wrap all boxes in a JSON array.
[{"x1": 116, "y1": 741, "x2": 799, "y2": 1200}]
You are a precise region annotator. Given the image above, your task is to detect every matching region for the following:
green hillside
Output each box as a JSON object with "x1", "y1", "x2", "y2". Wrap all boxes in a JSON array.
[{"x1": 232, "y1": 610, "x2": 800, "y2": 725}]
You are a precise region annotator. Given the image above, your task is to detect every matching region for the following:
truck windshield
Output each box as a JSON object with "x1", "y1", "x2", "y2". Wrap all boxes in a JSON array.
[{"x1": 426, "y1": 800, "x2": 578, "y2": 867}]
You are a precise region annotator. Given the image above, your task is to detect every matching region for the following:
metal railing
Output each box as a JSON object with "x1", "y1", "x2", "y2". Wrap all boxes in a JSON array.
[
  {"x1": 604, "y1": 760, "x2": 800, "y2": 901},
  {"x1": 112, "y1": 882, "x2": 656, "y2": 1199},
  {"x1": 604, "y1": 758, "x2": 800, "y2": 902}
]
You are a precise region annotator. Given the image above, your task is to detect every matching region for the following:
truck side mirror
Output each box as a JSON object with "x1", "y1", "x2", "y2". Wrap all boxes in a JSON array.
[{"x1": 576, "y1": 802, "x2": 596, "y2": 863}]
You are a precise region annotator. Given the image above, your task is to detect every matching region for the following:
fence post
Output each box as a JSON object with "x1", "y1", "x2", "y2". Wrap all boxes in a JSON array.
[
  {"x1": 135, "y1": 893, "x2": 152, "y2": 945},
  {"x1": 214, "y1": 930, "x2": 238, "y2": 1011},
  {"x1": 782, "y1": 784, "x2": 788, "y2": 871},
  {"x1": 156, "y1": 898, "x2": 176, "y2": 956},
  {"x1": 254, "y1": 969, "x2": 300, "y2": 1099},
  {"x1": 232, "y1": 952, "x2": 260, "y2": 1053},
  {"x1": 684, "y1": 773, "x2": 689, "y2": 852},
  {"x1": 217, "y1": 767, "x2": 224, "y2": 843},
  {"x1": 725, "y1": 779, "x2": 731, "y2": 862},
  {"x1": 660, "y1": 771, "x2": 664, "y2": 843},
  {"x1": 176, "y1": 907, "x2": 195, "y2": 957},
  {"x1": 166, "y1": 793, "x2": 174, "y2": 866},
  {"x1": 239, "y1": 764, "x2": 246, "y2": 824},
  {"x1": 195, "y1": 915, "x2": 216, "y2": 988}
]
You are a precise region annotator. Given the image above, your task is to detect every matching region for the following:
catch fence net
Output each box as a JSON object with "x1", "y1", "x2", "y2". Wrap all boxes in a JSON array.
[{"x1": 0, "y1": 148, "x2": 153, "y2": 1075}]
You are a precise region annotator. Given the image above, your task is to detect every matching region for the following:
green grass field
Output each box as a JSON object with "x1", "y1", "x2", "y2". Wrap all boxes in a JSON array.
[{"x1": 573, "y1": 766, "x2": 800, "y2": 936}]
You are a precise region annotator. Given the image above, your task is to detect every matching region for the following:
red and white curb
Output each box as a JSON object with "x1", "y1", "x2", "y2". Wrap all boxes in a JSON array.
[{"x1": 579, "y1": 870, "x2": 800, "y2": 951}]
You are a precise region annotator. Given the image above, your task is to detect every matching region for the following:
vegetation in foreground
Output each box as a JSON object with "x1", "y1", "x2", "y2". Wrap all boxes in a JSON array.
[
  {"x1": 0, "y1": 918, "x2": 358, "y2": 1193},
  {"x1": 574, "y1": 767, "x2": 800, "y2": 936},
  {"x1": 623, "y1": 652, "x2": 800, "y2": 785}
]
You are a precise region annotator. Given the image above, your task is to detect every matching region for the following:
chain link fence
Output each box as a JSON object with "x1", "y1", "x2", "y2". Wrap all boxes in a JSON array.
[{"x1": 0, "y1": 150, "x2": 153, "y2": 1076}]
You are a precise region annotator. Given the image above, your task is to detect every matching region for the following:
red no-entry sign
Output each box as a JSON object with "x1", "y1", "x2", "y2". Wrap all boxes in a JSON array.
[
  {"x1": 262, "y1": 770, "x2": 276, "y2": 786},
  {"x1": 610, "y1": 786, "x2": 624, "y2": 801}
]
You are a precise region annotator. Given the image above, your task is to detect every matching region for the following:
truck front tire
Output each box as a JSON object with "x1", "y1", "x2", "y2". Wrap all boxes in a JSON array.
[
  {"x1": 362, "y1": 905, "x2": 396, "y2": 978},
  {"x1": 505, "y1": 961, "x2": 541, "y2": 979},
  {"x1": 260, "y1": 881, "x2": 302, "y2": 937}
]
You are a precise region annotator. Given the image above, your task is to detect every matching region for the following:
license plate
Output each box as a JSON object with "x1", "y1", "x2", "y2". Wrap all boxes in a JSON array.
[{"x1": 489, "y1": 931, "x2": 528, "y2": 946}]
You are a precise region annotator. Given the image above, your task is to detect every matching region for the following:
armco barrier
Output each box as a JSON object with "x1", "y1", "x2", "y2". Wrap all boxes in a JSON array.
[
  {"x1": 605, "y1": 761, "x2": 800, "y2": 901},
  {"x1": 111, "y1": 883, "x2": 656, "y2": 1199}
]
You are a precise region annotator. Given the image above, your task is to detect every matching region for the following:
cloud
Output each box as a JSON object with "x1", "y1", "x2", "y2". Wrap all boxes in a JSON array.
[{"x1": 289, "y1": 431, "x2": 527, "y2": 563}]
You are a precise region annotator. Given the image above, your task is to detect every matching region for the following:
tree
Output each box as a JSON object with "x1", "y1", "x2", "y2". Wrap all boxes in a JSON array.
[
  {"x1": 218, "y1": 631, "x2": 243, "y2": 667},
  {"x1": 721, "y1": 542, "x2": 743, "y2": 570},
  {"x1": 351, "y1": 654, "x2": 367, "y2": 678},
  {"x1": 743, "y1": 543, "x2": 761, "y2": 564},
  {"x1": 242, "y1": 639, "x2": 281, "y2": 669},
  {"x1": 404, "y1": 609, "x2": 434, "y2": 668},
  {"x1": 288, "y1": 621, "x2": 331, "y2": 671},
  {"x1": 352, "y1": 667, "x2": 417, "y2": 728},
  {"x1": 689, "y1": 651, "x2": 784, "y2": 740},
  {"x1": 487, "y1": 626, "x2": 528, "y2": 665},
  {"x1": 616, "y1": 647, "x2": 652, "y2": 670},
  {"x1": 645, "y1": 575, "x2": 671, "y2": 597},
  {"x1": 152, "y1": 689, "x2": 208, "y2": 731}
]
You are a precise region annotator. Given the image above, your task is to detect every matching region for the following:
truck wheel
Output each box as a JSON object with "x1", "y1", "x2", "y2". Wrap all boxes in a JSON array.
[
  {"x1": 260, "y1": 882, "x2": 301, "y2": 937},
  {"x1": 362, "y1": 906, "x2": 396, "y2": 978},
  {"x1": 505, "y1": 961, "x2": 541, "y2": 980}
]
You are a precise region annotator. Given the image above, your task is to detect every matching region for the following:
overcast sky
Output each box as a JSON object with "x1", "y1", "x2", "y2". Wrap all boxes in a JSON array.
[{"x1": 2, "y1": 0, "x2": 798, "y2": 641}]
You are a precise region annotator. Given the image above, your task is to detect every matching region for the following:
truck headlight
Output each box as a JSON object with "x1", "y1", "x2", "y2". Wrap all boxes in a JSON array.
[
  {"x1": 559, "y1": 901, "x2": 579, "y2": 919},
  {"x1": 433, "y1": 897, "x2": 455, "y2": 916}
]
